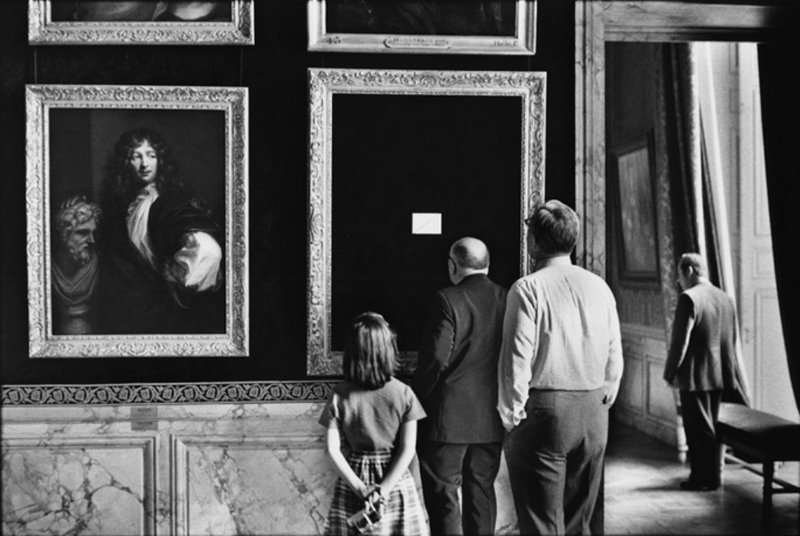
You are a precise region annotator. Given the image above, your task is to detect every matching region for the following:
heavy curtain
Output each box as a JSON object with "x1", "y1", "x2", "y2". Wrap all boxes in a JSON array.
[
  {"x1": 758, "y1": 43, "x2": 800, "y2": 414},
  {"x1": 663, "y1": 44, "x2": 701, "y2": 264},
  {"x1": 663, "y1": 43, "x2": 751, "y2": 406}
]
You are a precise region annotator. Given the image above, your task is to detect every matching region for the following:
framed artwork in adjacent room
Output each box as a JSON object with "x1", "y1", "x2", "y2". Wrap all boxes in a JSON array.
[
  {"x1": 307, "y1": 0, "x2": 537, "y2": 55},
  {"x1": 306, "y1": 68, "x2": 547, "y2": 376},
  {"x1": 610, "y1": 132, "x2": 661, "y2": 286},
  {"x1": 26, "y1": 84, "x2": 249, "y2": 357},
  {"x1": 28, "y1": 0, "x2": 254, "y2": 45}
]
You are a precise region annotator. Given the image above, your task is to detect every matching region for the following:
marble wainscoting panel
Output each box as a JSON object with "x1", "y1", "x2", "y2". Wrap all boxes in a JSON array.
[
  {"x1": 2, "y1": 436, "x2": 156, "y2": 535},
  {"x1": 172, "y1": 434, "x2": 332, "y2": 536},
  {"x1": 2, "y1": 401, "x2": 337, "y2": 536}
]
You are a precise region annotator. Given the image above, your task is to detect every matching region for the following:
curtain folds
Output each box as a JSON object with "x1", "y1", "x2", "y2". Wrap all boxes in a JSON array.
[
  {"x1": 663, "y1": 43, "x2": 751, "y2": 406},
  {"x1": 758, "y1": 44, "x2": 800, "y2": 414},
  {"x1": 663, "y1": 44, "x2": 701, "y2": 262}
]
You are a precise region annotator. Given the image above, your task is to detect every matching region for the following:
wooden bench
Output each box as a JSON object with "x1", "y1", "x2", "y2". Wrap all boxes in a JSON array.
[{"x1": 717, "y1": 402, "x2": 800, "y2": 515}]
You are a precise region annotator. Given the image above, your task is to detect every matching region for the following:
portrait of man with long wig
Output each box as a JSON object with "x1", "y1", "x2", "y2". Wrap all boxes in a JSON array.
[
  {"x1": 95, "y1": 126, "x2": 225, "y2": 335},
  {"x1": 26, "y1": 84, "x2": 248, "y2": 358}
]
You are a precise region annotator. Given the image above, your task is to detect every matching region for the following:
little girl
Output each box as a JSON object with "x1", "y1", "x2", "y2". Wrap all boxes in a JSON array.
[{"x1": 320, "y1": 312, "x2": 429, "y2": 536}]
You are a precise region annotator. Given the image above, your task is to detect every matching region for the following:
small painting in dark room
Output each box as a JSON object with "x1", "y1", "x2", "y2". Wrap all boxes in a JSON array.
[
  {"x1": 325, "y1": 0, "x2": 516, "y2": 36},
  {"x1": 30, "y1": 1, "x2": 253, "y2": 45},
  {"x1": 611, "y1": 133, "x2": 660, "y2": 285},
  {"x1": 49, "y1": 1, "x2": 233, "y2": 22},
  {"x1": 308, "y1": 0, "x2": 536, "y2": 55}
]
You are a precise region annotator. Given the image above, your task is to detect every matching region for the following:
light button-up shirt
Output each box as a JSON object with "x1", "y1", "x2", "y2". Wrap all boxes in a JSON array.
[{"x1": 497, "y1": 256, "x2": 623, "y2": 431}]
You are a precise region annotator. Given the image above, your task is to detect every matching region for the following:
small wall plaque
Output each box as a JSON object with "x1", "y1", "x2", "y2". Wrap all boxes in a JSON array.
[
  {"x1": 412, "y1": 213, "x2": 442, "y2": 235},
  {"x1": 131, "y1": 406, "x2": 158, "y2": 431}
]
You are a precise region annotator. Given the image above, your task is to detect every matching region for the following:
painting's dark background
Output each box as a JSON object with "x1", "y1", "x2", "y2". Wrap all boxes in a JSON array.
[
  {"x1": 331, "y1": 94, "x2": 522, "y2": 352},
  {"x1": 0, "y1": 0, "x2": 574, "y2": 384},
  {"x1": 50, "y1": 0, "x2": 233, "y2": 22},
  {"x1": 326, "y1": 0, "x2": 517, "y2": 36}
]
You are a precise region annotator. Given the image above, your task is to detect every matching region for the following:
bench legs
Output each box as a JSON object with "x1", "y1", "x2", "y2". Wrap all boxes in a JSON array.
[{"x1": 762, "y1": 460, "x2": 774, "y2": 516}]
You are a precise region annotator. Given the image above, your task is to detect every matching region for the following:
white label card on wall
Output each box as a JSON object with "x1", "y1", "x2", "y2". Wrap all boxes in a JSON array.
[{"x1": 412, "y1": 213, "x2": 442, "y2": 235}]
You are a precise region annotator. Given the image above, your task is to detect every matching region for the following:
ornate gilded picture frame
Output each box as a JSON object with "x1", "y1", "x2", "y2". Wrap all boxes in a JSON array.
[
  {"x1": 307, "y1": 68, "x2": 546, "y2": 376},
  {"x1": 29, "y1": 0, "x2": 254, "y2": 45},
  {"x1": 26, "y1": 85, "x2": 249, "y2": 357},
  {"x1": 307, "y1": 0, "x2": 536, "y2": 55}
]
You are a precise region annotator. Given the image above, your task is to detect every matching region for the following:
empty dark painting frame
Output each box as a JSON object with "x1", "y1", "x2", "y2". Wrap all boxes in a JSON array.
[
  {"x1": 306, "y1": 68, "x2": 547, "y2": 376},
  {"x1": 28, "y1": 0, "x2": 254, "y2": 45},
  {"x1": 307, "y1": 0, "x2": 536, "y2": 55},
  {"x1": 26, "y1": 84, "x2": 249, "y2": 357},
  {"x1": 610, "y1": 132, "x2": 661, "y2": 287}
]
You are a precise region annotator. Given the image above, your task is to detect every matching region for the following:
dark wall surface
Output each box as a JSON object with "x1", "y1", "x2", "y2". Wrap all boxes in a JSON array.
[{"x1": 0, "y1": 0, "x2": 575, "y2": 384}]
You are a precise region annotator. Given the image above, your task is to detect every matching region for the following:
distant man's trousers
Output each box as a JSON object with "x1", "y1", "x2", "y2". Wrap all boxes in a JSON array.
[
  {"x1": 679, "y1": 389, "x2": 723, "y2": 488},
  {"x1": 505, "y1": 388, "x2": 608, "y2": 535}
]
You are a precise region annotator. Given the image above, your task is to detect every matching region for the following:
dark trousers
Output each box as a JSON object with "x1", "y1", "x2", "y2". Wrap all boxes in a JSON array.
[
  {"x1": 680, "y1": 389, "x2": 723, "y2": 487},
  {"x1": 505, "y1": 388, "x2": 608, "y2": 535},
  {"x1": 418, "y1": 440, "x2": 503, "y2": 536}
]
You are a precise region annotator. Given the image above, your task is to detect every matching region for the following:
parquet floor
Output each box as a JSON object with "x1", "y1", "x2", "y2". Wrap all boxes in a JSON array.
[{"x1": 605, "y1": 422, "x2": 799, "y2": 535}]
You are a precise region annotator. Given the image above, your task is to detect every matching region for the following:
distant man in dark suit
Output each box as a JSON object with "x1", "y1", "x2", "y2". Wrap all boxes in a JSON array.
[
  {"x1": 664, "y1": 252, "x2": 750, "y2": 491},
  {"x1": 413, "y1": 236, "x2": 508, "y2": 536}
]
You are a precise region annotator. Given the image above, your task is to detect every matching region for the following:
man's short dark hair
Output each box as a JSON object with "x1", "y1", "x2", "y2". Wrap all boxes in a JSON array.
[{"x1": 525, "y1": 200, "x2": 579, "y2": 256}]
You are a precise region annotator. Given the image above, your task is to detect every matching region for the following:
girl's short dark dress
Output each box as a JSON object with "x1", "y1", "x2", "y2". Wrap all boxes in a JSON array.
[{"x1": 320, "y1": 378, "x2": 429, "y2": 536}]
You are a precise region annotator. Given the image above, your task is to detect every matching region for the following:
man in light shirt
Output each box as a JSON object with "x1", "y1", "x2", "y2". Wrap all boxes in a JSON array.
[{"x1": 497, "y1": 200, "x2": 623, "y2": 535}]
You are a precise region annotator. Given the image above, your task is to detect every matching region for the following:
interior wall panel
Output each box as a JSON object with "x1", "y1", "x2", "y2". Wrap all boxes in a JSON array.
[{"x1": 2, "y1": 436, "x2": 157, "y2": 536}]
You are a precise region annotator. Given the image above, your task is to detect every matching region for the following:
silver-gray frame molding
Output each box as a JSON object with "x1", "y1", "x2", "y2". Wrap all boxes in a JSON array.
[
  {"x1": 28, "y1": 0, "x2": 255, "y2": 45},
  {"x1": 306, "y1": 67, "x2": 547, "y2": 376},
  {"x1": 26, "y1": 84, "x2": 250, "y2": 358}
]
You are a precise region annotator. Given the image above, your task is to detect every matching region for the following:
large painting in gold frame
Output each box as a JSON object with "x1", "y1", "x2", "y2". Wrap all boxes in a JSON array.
[
  {"x1": 307, "y1": 0, "x2": 536, "y2": 55},
  {"x1": 29, "y1": 0, "x2": 254, "y2": 45},
  {"x1": 306, "y1": 68, "x2": 546, "y2": 376},
  {"x1": 26, "y1": 84, "x2": 249, "y2": 357}
]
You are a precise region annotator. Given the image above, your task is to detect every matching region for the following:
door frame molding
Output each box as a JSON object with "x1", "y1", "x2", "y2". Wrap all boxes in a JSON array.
[{"x1": 573, "y1": 0, "x2": 798, "y2": 275}]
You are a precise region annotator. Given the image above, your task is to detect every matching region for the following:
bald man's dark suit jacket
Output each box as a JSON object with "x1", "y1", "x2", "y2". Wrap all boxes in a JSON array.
[
  {"x1": 413, "y1": 273, "x2": 507, "y2": 443},
  {"x1": 413, "y1": 273, "x2": 508, "y2": 535}
]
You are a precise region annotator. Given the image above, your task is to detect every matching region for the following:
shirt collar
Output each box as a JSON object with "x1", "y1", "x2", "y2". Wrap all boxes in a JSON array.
[{"x1": 534, "y1": 255, "x2": 572, "y2": 271}]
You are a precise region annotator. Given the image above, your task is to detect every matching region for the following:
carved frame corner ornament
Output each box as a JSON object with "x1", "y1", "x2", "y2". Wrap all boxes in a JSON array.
[
  {"x1": 307, "y1": 0, "x2": 536, "y2": 55},
  {"x1": 306, "y1": 68, "x2": 547, "y2": 376},
  {"x1": 28, "y1": 0, "x2": 254, "y2": 45},
  {"x1": 26, "y1": 84, "x2": 249, "y2": 358}
]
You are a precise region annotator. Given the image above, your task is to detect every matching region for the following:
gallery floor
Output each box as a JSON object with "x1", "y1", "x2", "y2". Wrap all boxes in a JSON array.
[{"x1": 605, "y1": 422, "x2": 799, "y2": 535}]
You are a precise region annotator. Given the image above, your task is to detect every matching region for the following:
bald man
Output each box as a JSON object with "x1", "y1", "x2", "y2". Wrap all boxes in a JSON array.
[
  {"x1": 413, "y1": 237, "x2": 508, "y2": 536},
  {"x1": 664, "y1": 252, "x2": 750, "y2": 491}
]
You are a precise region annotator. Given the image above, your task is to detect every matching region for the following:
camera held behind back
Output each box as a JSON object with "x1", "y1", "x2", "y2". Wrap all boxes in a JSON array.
[{"x1": 346, "y1": 494, "x2": 384, "y2": 534}]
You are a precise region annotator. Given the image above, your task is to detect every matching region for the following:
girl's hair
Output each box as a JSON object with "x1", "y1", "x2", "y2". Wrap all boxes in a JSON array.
[{"x1": 343, "y1": 312, "x2": 397, "y2": 389}]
